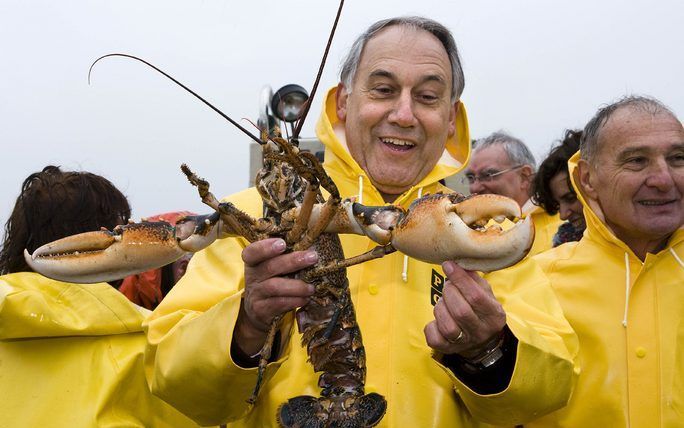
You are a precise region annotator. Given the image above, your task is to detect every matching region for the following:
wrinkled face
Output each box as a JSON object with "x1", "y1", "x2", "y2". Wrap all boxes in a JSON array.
[
  {"x1": 579, "y1": 109, "x2": 684, "y2": 250},
  {"x1": 336, "y1": 26, "x2": 457, "y2": 201},
  {"x1": 549, "y1": 171, "x2": 585, "y2": 230},
  {"x1": 465, "y1": 144, "x2": 532, "y2": 207}
]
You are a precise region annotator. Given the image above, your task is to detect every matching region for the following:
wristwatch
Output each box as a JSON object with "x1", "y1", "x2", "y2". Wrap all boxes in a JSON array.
[{"x1": 459, "y1": 331, "x2": 506, "y2": 373}]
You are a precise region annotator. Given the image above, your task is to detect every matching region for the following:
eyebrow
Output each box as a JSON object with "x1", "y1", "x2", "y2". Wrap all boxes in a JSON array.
[
  {"x1": 368, "y1": 69, "x2": 448, "y2": 86},
  {"x1": 617, "y1": 147, "x2": 647, "y2": 159},
  {"x1": 618, "y1": 143, "x2": 684, "y2": 158}
]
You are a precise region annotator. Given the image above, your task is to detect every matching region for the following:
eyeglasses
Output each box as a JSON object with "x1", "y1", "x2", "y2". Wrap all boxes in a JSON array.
[{"x1": 461, "y1": 165, "x2": 524, "y2": 185}]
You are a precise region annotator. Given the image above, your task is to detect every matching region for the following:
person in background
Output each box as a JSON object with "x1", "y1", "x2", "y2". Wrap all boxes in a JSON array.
[
  {"x1": 487, "y1": 96, "x2": 684, "y2": 426},
  {"x1": 144, "y1": 17, "x2": 577, "y2": 427},
  {"x1": 0, "y1": 165, "x2": 198, "y2": 427},
  {"x1": 532, "y1": 129, "x2": 585, "y2": 246},
  {"x1": 119, "y1": 211, "x2": 196, "y2": 310},
  {"x1": 464, "y1": 131, "x2": 563, "y2": 255}
]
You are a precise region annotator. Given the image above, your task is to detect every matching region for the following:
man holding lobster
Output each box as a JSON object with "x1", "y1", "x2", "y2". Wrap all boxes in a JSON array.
[{"x1": 144, "y1": 16, "x2": 577, "y2": 427}]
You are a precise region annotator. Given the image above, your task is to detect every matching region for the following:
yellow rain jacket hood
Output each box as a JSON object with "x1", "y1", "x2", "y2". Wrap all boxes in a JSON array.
[
  {"x1": 145, "y1": 87, "x2": 577, "y2": 427},
  {"x1": 0, "y1": 272, "x2": 199, "y2": 427},
  {"x1": 513, "y1": 152, "x2": 684, "y2": 427}
]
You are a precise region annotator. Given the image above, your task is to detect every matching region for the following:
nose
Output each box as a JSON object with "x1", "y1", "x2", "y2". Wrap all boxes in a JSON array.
[
  {"x1": 387, "y1": 91, "x2": 417, "y2": 127},
  {"x1": 558, "y1": 202, "x2": 572, "y2": 221},
  {"x1": 469, "y1": 180, "x2": 485, "y2": 195},
  {"x1": 645, "y1": 158, "x2": 675, "y2": 191}
]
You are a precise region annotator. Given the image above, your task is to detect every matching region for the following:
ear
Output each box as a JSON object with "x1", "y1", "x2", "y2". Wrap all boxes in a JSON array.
[
  {"x1": 517, "y1": 165, "x2": 534, "y2": 197},
  {"x1": 335, "y1": 83, "x2": 349, "y2": 122},
  {"x1": 577, "y1": 159, "x2": 598, "y2": 200},
  {"x1": 520, "y1": 165, "x2": 535, "y2": 184},
  {"x1": 447, "y1": 101, "x2": 458, "y2": 137}
]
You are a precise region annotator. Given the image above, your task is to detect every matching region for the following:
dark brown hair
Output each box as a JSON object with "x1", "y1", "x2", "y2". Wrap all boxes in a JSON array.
[
  {"x1": 0, "y1": 165, "x2": 131, "y2": 274},
  {"x1": 532, "y1": 130, "x2": 582, "y2": 215}
]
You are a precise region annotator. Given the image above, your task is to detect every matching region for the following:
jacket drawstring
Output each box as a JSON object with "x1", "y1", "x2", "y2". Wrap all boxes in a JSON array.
[
  {"x1": 356, "y1": 174, "x2": 423, "y2": 283},
  {"x1": 358, "y1": 175, "x2": 363, "y2": 204},
  {"x1": 669, "y1": 247, "x2": 684, "y2": 269},
  {"x1": 402, "y1": 187, "x2": 424, "y2": 282},
  {"x1": 622, "y1": 253, "x2": 630, "y2": 328}
]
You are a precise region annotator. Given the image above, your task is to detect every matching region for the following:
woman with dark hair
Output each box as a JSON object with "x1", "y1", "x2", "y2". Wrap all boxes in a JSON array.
[
  {"x1": 0, "y1": 165, "x2": 131, "y2": 274},
  {"x1": 532, "y1": 130, "x2": 585, "y2": 246},
  {"x1": 0, "y1": 166, "x2": 197, "y2": 427}
]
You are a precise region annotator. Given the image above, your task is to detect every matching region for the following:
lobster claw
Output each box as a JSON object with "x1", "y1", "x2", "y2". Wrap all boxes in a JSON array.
[
  {"x1": 390, "y1": 193, "x2": 535, "y2": 272},
  {"x1": 24, "y1": 215, "x2": 221, "y2": 283}
]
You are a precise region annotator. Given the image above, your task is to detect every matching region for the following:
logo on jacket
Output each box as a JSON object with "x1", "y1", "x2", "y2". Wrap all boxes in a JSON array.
[{"x1": 430, "y1": 269, "x2": 445, "y2": 306}]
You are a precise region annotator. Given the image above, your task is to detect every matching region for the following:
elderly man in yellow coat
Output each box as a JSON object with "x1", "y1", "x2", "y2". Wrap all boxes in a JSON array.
[
  {"x1": 145, "y1": 16, "x2": 578, "y2": 427},
  {"x1": 488, "y1": 95, "x2": 684, "y2": 427}
]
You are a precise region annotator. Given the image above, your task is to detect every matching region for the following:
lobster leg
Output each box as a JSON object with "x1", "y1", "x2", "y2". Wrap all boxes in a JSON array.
[
  {"x1": 248, "y1": 313, "x2": 283, "y2": 405},
  {"x1": 182, "y1": 164, "x2": 270, "y2": 242},
  {"x1": 302, "y1": 244, "x2": 397, "y2": 282},
  {"x1": 286, "y1": 181, "x2": 319, "y2": 244},
  {"x1": 294, "y1": 196, "x2": 340, "y2": 251},
  {"x1": 291, "y1": 156, "x2": 343, "y2": 250}
]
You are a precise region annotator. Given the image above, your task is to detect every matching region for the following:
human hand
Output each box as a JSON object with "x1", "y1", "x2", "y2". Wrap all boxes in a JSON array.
[
  {"x1": 234, "y1": 238, "x2": 318, "y2": 356},
  {"x1": 424, "y1": 261, "x2": 506, "y2": 358}
]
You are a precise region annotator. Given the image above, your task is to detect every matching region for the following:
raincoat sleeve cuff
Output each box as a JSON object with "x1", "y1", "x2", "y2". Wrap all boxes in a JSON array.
[
  {"x1": 439, "y1": 326, "x2": 518, "y2": 394},
  {"x1": 436, "y1": 322, "x2": 576, "y2": 425},
  {"x1": 433, "y1": 258, "x2": 580, "y2": 425},
  {"x1": 146, "y1": 291, "x2": 294, "y2": 426}
]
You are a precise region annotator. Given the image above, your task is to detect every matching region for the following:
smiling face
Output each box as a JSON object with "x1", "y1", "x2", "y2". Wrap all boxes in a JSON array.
[
  {"x1": 549, "y1": 171, "x2": 585, "y2": 230},
  {"x1": 578, "y1": 107, "x2": 684, "y2": 256},
  {"x1": 335, "y1": 25, "x2": 457, "y2": 202}
]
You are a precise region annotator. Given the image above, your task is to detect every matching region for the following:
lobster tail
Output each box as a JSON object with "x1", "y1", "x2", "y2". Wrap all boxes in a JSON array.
[{"x1": 277, "y1": 393, "x2": 386, "y2": 428}]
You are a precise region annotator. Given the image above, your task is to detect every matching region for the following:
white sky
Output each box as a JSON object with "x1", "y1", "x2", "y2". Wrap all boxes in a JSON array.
[{"x1": 1, "y1": 0, "x2": 682, "y2": 228}]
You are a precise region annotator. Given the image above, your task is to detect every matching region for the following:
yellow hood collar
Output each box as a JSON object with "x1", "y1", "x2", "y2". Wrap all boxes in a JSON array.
[{"x1": 315, "y1": 86, "x2": 471, "y2": 193}]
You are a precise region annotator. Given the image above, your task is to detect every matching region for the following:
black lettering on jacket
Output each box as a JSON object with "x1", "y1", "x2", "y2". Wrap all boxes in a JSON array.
[{"x1": 431, "y1": 269, "x2": 445, "y2": 306}]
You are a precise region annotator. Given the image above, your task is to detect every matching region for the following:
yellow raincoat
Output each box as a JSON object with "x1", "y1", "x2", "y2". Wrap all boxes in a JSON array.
[
  {"x1": 0, "y1": 272, "x2": 199, "y2": 427},
  {"x1": 145, "y1": 87, "x2": 578, "y2": 427},
  {"x1": 523, "y1": 203, "x2": 562, "y2": 256},
  {"x1": 489, "y1": 152, "x2": 684, "y2": 427}
]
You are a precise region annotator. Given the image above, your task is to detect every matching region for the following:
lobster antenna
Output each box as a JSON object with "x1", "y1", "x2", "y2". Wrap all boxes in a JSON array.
[
  {"x1": 88, "y1": 53, "x2": 265, "y2": 145},
  {"x1": 292, "y1": 0, "x2": 345, "y2": 139}
]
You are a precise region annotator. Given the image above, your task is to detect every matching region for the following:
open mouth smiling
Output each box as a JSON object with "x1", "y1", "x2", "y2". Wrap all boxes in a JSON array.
[
  {"x1": 638, "y1": 199, "x2": 677, "y2": 207},
  {"x1": 381, "y1": 137, "x2": 415, "y2": 152}
]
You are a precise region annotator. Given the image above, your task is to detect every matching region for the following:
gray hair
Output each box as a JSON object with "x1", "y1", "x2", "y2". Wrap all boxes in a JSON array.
[
  {"x1": 339, "y1": 16, "x2": 464, "y2": 103},
  {"x1": 473, "y1": 131, "x2": 537, "y2": 171},
  {"x1": 581, "y1": 95, "x2": 677, "y2": 164}
]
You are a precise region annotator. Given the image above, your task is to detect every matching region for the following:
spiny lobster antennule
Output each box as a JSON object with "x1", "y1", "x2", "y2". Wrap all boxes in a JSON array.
[{"x1": 88, "y1": 53, "x2": 265, "y2": 145}]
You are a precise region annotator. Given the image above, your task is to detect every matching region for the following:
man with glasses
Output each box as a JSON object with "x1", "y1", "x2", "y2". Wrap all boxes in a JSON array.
[{"x1": 464, "y1": 131, "x2": 562, "y2": 255}]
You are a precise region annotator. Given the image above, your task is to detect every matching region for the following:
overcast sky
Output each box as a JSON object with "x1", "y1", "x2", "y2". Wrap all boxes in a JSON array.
[{"x1": 1, "y1": 0, "x2": 682, "y2": 229}]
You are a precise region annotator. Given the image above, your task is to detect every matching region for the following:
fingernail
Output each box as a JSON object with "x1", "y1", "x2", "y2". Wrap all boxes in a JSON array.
[
  {"x1": 272, "y1": 239, "x2": 286, "y2": 252},
  {"x1": 304, "y1": 251, "x2": 319, "y2": 264},
  {"x1": 442, "y1": 261, "x2": 454, "y2": 276},
  {"x1": 307, "y1": 284, "x2": 316, "y2": 294}
]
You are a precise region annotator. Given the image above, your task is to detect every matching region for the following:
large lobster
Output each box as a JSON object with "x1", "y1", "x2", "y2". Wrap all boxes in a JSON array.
[{"x1": 24, "y1": 1, "x2": 534, "y2": 426}]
